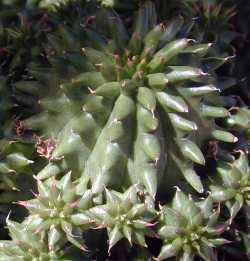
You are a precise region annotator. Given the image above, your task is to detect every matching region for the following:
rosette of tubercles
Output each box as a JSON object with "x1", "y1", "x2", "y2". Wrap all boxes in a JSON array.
[
  {"x1": 74, "y1": 1, "x2": 238, "y2": 195},
  {"x1": 157, "y1": 189, "x2": 229, "y2": 261},
  {"x1": 210, "y1": 152, "x2": 250, "y2": 220},
  {"x1": 0, "y1": 8, "x2": 48, "y2": 75},
  {"x1": 0, "y1": 217, "x2": 68, "y2": 260},
  {"x1": 87, "y1": 185, "x2": 156, "y2": 252},
  {"x1": 178, "y1": 0, "x2": 237, "y2": 44},
  {"x1": 17, "y1": 172, "x2": 94, "y2": 251}
]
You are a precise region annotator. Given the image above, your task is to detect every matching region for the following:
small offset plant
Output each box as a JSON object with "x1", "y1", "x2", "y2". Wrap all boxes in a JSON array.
[
  {"x1": 0, "y1": 0, "x2": 249, "y2": 260},
  {"x1": 157, "y1": 190, "x2": 229, "y2": 260}
]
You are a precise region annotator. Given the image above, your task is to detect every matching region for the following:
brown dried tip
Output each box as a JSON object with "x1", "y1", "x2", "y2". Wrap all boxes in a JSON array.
[
  {"x1": 15, "y1": 120, "x2": 24, "y2": 136},
  {"x1": 34, "y1": 135, "x2": 55, "y2": 160}
]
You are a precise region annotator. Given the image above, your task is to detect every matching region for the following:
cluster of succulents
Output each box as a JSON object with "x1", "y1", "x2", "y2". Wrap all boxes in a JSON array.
[{"x1": 0, "y1": 0, "x2": 249, "y2": 260}]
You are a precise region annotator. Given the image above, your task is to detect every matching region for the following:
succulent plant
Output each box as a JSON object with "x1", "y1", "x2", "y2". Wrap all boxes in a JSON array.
[
  {"x1": 0, "y1": 213, "x2": 93, "y2": 260},
  {"x1": 157, "y1": 189, "x2": 229, "y2": 261},
  {"x1": 169, "y1": 0, "x2": 237, "y2": 44},
  {"x1": 0, "y1": 6, "x2": 48, "y2": 73},
  {"x1": 87, "y1": 185, "x2": 156, "y2": 252},
  {"x1": 17, "y1": 172, "x2": 94, "y2": 250},
  {"x1": 0, "y1": 137, "x2": 41, "y2": 232},
  {"x1": 0, "y1": 0, "x2": 249, "y2": 260},
  {"x1": 210, "y1": 152, "x2": 250, "y2": 219},
  {"x1": 16, "y1": 1, "x2": 240, "y2": 200},
  {"x1": 0, "y1": 139, "x2": 35, "y2": 192},
  {"x1": 0, "y1": 217, "x2": 69, "y2": 260}
]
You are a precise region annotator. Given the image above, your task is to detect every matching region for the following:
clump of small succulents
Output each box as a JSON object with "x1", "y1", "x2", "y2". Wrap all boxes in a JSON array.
[{"x1": 0, "y1": 0, "x2": 249, "y2": 260}]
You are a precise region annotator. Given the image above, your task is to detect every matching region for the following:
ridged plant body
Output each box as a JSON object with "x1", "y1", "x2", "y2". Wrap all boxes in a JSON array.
[{"x1": 18, "y1": 1, "x2": 240, "y2": 199}]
